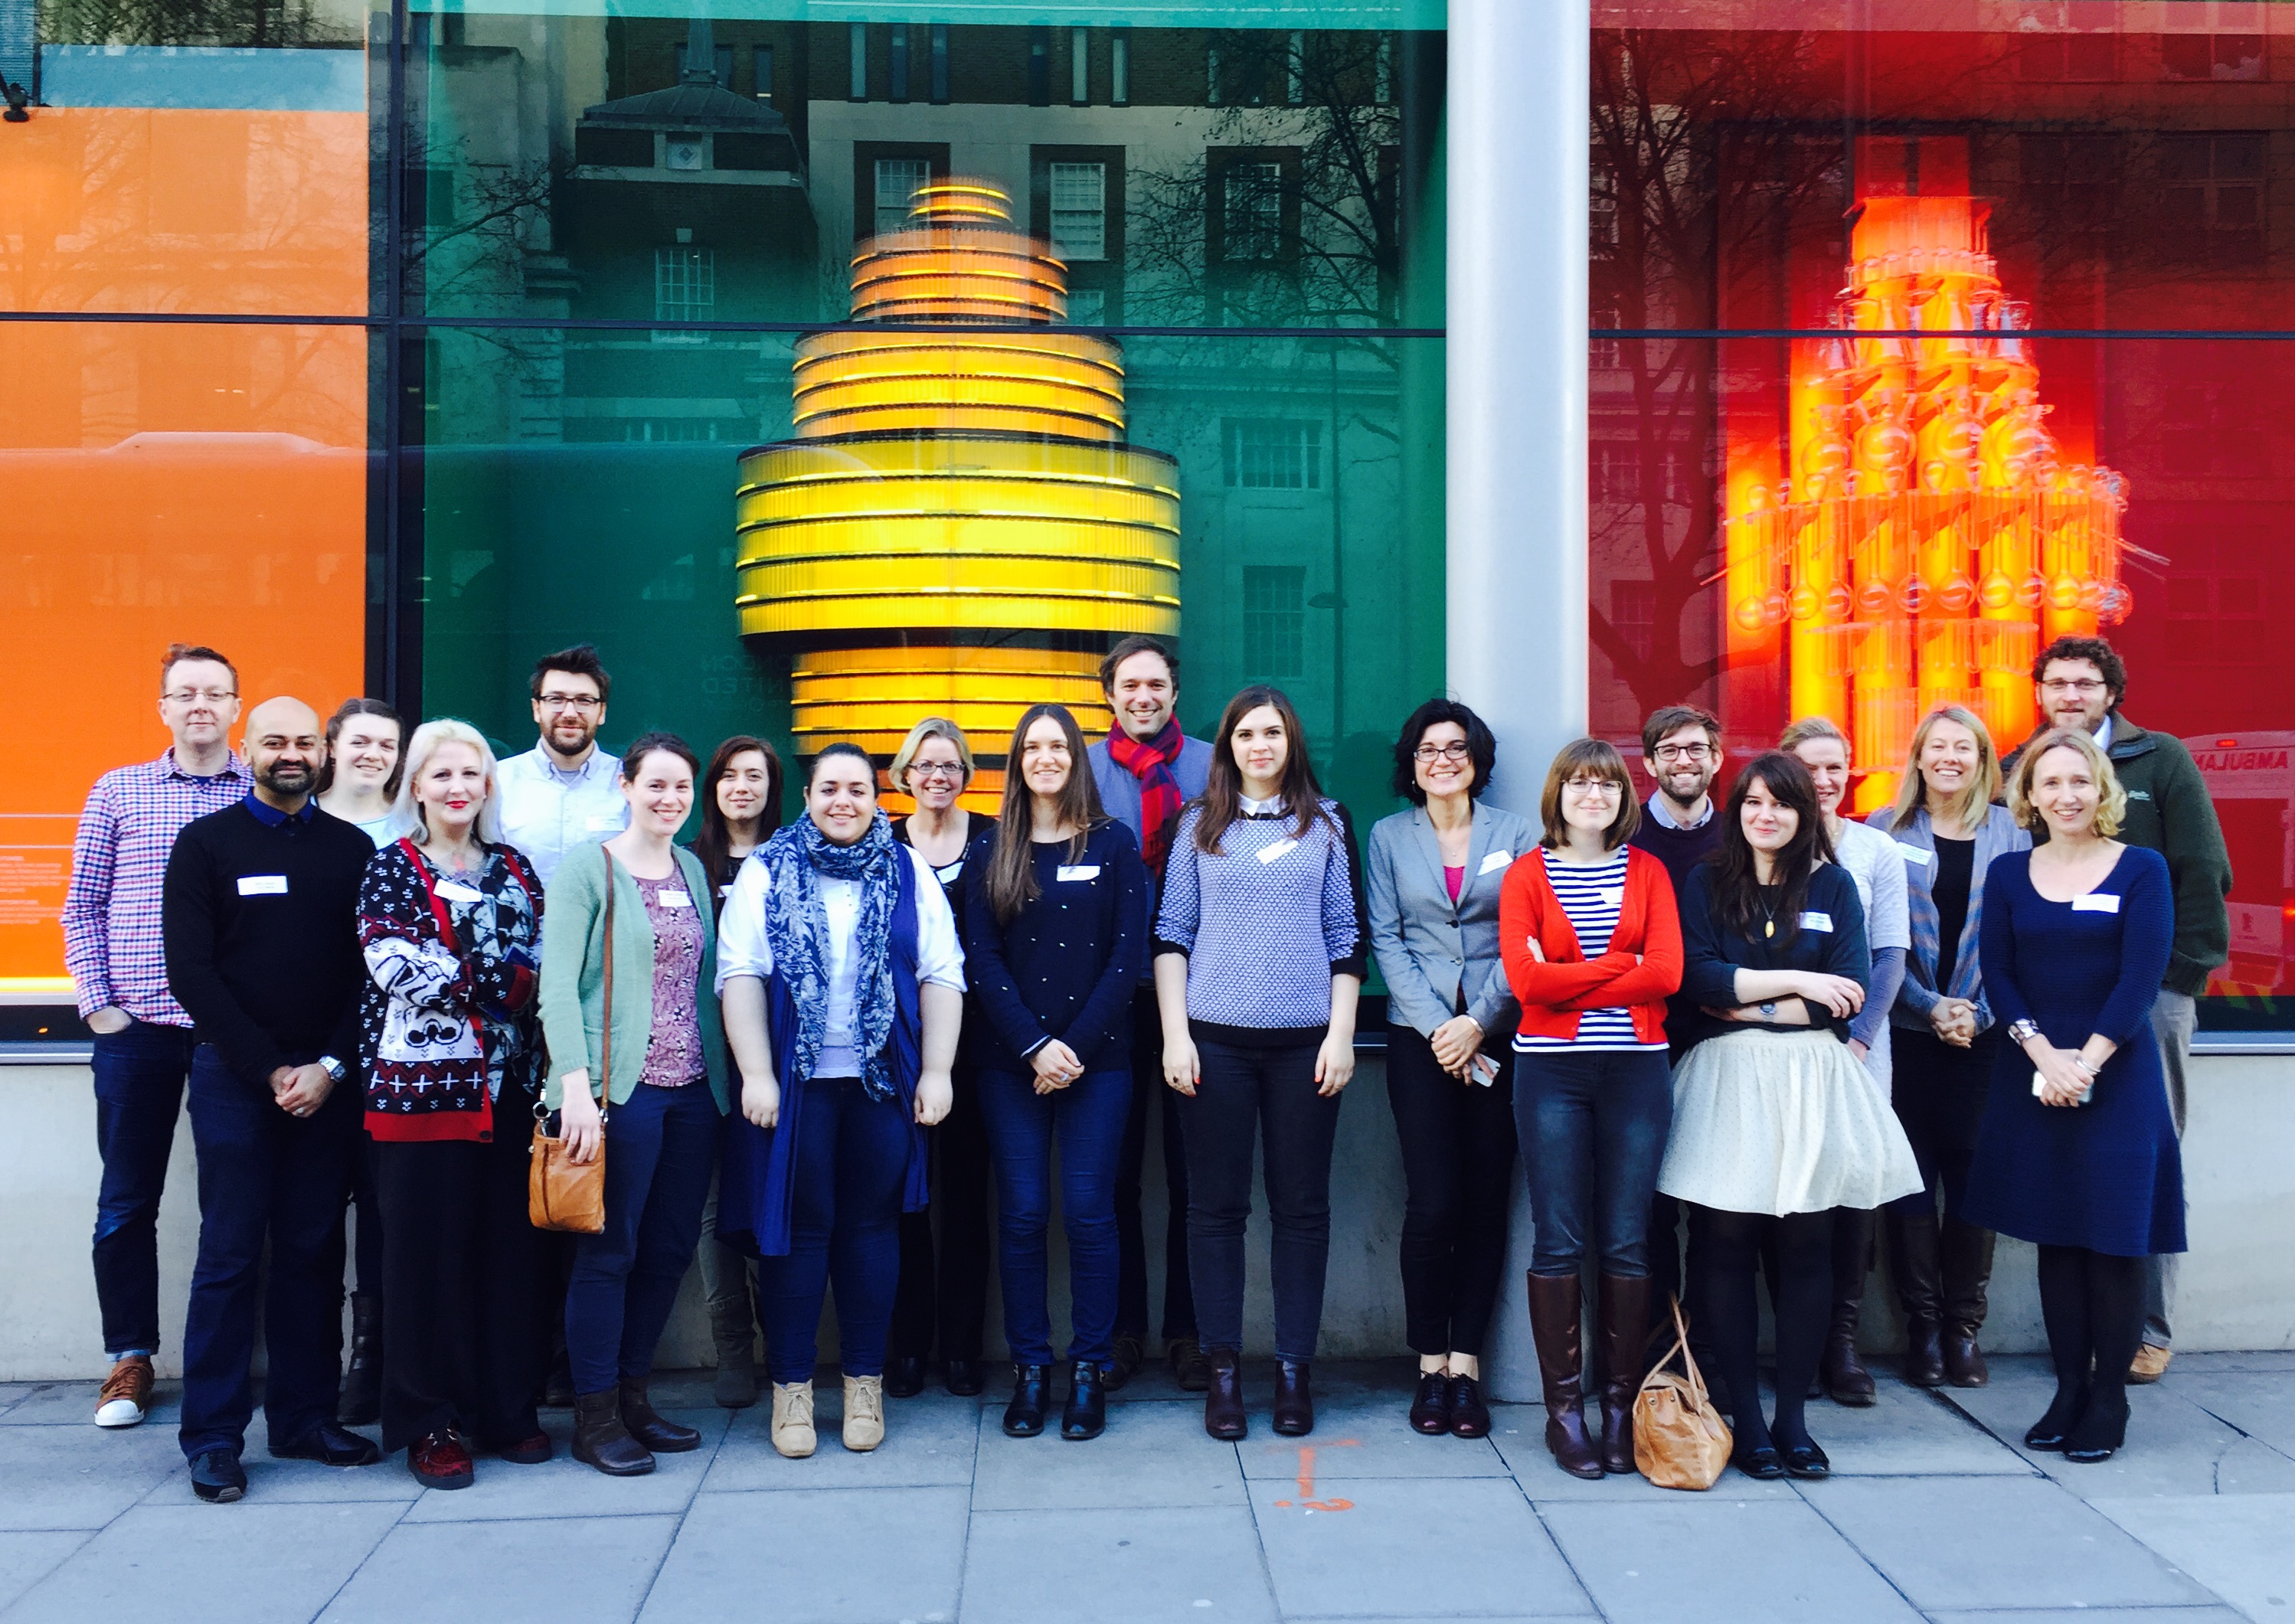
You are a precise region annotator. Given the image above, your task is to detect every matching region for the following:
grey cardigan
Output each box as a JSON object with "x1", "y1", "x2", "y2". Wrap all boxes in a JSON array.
[
  {"x1": 1865, "y1": 802, "x2": 2029, "y2": 1034},
  {"x1": 1366, "y1": 800, "x2": 1537, "y2": 1041}
]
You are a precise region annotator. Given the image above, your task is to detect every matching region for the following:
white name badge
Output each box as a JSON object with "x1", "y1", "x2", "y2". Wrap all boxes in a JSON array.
[
  {"x1": 1478, "y1": 849, "x2": 1514, "y2": 877},
  {"x1": 719, "y1": 884, "x2": 736, "y2": 900},
  {"x1": 584, "y1": 815, "x2": 619, "y2": 832},
  {"x1": 1598, "y1": 887, "x2": 1626, "y2": 910},
  {"x1": 1257, "y1": 838, "x2": 1300, "y2": 864},
  {"x1": 1896, "y1": 842, "x2": 1932, "y2": 866},
  {"x1": 1799, "y1": 910, "x2": 1834, "y2": 932},
  {"x1": 2071, "y1": 893, "x2": 2121, "y2": 913},
  {"x1": 435, "y1": 881, "x2": 485, "y2": 904},
  {"x1": 1057, "y1": 864, "x2": 1102, "y2": 882},
  {"x1": 237, "y1": 874, "x2": 288, "y2": 896},
  {"x1": 657, "y1": 889, "x2": 693, "y2": 909},
  {"x1": 934, "y1": 861, "x2": 964, "y2": 884}
]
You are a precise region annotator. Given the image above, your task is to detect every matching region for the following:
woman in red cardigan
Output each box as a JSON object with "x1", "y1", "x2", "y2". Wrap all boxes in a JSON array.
[
  {"x1": 1499, "y1": 737, "x2": 1682, "y2": 1479},
  {"x1": 356, "y1": 719, "x2": 548, "y2": 1490}
]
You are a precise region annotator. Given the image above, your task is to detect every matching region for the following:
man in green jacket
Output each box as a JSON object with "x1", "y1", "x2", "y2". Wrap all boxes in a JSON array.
[{"x1": 2006, "y1": 635, "x2": 2231, "y2": 1383}]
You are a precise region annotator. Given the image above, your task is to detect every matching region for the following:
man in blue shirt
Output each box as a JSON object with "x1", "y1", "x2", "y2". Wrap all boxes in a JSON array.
[
  {"x1": 497, "y1": 645, "x2": 627, "y2": 885},
  {"x1": 1086, "y1": 636, "x2": 1214, "y2": 1390}
]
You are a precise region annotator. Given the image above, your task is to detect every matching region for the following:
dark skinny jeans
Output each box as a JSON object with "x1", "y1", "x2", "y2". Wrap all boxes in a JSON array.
[
  {"x1": 1512, "y1": 1048, "x2": 1673, "y2": 1277},
  {"x1": 90, "y1": 1018, "x2": 198, "y2": 1358},
  {"x1": 977, "y1": 1064, "x2": 1131, "y2": 1367},
  {"x1": 1179, "y1": 1031, "x2": 1341, "y2": 1364},
  {"x1": 1385, "y1": 1021, "x2": 1518, "y2": 1357},
  {"x1": 756, "y1": 1074, "x2": 913, "y2": 1386}
]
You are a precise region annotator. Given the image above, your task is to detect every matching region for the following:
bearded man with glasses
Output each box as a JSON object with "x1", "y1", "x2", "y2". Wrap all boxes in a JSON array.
[
  {"x1": 498, "y1": 644, "x2": 629, "y2": 886},
  {"x1": 2002, "y1": 636, "x2": 2229, "y2": 1386}
]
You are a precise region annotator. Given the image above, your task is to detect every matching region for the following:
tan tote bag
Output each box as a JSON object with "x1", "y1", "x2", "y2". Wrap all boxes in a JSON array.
[
  {"x1": 529, "y1": 849, "x2": 612, "y2": 1234},
  {"x1": 1633, "y1": 1296, "x2": 1734, "y2": 1490}
]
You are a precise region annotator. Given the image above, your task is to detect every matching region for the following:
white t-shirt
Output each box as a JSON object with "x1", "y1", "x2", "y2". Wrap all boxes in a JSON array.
[
  {"x1": 1830, "y1": 819, "x2": 1911, "y2": 1088},
  {"x1": 715, "y1": 844, "x2": 966, "y2": 1078}
]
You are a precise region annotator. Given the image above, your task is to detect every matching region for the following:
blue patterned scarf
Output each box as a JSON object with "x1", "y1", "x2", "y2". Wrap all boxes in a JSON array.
[{"x1": 758, "y1": 809, "x2": 902, "y2": 1099}]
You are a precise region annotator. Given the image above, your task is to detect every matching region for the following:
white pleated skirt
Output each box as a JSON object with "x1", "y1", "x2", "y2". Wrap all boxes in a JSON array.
[{"x1": 1657, "y1": 1028, "x2": 1922, "y2": 1217}]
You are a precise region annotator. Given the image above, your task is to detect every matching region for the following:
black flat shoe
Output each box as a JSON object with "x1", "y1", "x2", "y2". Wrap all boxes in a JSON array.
[
  {"x1": 1272, "y1": 1360, "x2": 1314, "y2": 1437},
  {"x1": 1449, "y1": 1374, "x2": 1492, "y2": 1439},
  {"x1": 1002, "y1": 1364, "x2": 1050, "y2": 1438},
  {"x1": 270, "y1": 1420, "x2": 381, "y2": 1466},
  {"x1": 189, "y1": 1448, "x2": 247, "y2": 1502},
  {"x1": 2063, "y1": 1394, "x2": 2129, "y2": 1464},
  {"x1": 2024, "y1": 1387, "x2": 2085, "y2": 1452},
  {"x1": 1783, "y1": 1441, "x2": 1830, "y2": 1479},
  {"x1": 1733, "y1": 1444, "x2": 1785, "y2": 1481},
  {"x1": 1407, "y1": 1371, "x2": 1450, "y2": 1436},
  {"x1": 943, "y1": 1358, "x2": 985, "y2": 1397},
  {"x1": 882, "y1": 1355, "x2": 926, "y2": 1399},
  {"x1": 1061, "y1": 1361, "x2": 1107, "y2": 1441}
]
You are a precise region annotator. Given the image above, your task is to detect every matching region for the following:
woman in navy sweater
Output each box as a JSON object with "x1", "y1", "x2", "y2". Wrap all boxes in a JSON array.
[
  {"x1": 963, "y1": 704, "x2": 1147, "y2": 1443},
  {"x1": 1155, "y1": 685, "x2": 1368, "y2": 1442}
]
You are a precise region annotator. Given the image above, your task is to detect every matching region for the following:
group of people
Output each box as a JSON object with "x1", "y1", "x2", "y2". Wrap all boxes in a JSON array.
[{"x1": 60, "y1": 628, "x2": 2225, "y2": 1501}]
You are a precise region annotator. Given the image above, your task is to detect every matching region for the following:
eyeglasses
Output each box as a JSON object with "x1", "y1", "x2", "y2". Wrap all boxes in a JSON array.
[
  {"x1": 1653, "y1": 742, "x2": 1712, "y2": 762},
  {"x1": 909, "y1": 763, "x2": 966, "y2": 783},
  {"x1": 2039, "y1": 678, "x2": 2107, "y2": 696},
  {"x1": 1413, "y1": 742, "x2": 1473, "y2": 763},
  {"x1": 1564, "y1": 777, "x2": 1623, "y2": 798},
  {"x1": 164, "y1": 688, "x2": 237, "y2": 705},
  {"x1": 537, "y1": 693, "x2": 603, "y2": 711}
]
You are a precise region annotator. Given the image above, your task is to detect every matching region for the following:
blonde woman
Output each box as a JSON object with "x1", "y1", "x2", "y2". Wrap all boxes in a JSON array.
[
  {"x1": 356, "y1": 720, "x2": 547, "y2": 1488},
  {"x1": 1963, "y1": 728, "x2": 2181, "y2": 1463},
  {"x1": 1866, "y1": 707, "x2": 2029, "y2": 1390}
]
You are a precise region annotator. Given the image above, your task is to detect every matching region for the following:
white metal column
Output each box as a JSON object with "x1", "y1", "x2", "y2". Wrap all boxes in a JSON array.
[{"x1": 1447, "y1": 0, "x2": 1591, "y2": 1403}]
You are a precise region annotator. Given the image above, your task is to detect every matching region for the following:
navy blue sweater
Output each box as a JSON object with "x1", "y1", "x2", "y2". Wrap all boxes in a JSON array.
[
  {"x1": 1676, "y1": 861, "x2": 1870, "y2": 1051},
  {"x1": 961, "y1": 819, "x2": 1149, "y2": 1074}
]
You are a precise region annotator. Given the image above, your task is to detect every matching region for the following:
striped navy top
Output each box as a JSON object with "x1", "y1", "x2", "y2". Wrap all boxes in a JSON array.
[{"x1": 1513, "y1": 850, "x2": 1666, "y2": 1053}]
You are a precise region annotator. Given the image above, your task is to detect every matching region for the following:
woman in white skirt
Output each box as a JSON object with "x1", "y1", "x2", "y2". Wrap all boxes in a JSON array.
[{"x1": 1657, "y1": 752, "x2": 1919, "y2": 1481}]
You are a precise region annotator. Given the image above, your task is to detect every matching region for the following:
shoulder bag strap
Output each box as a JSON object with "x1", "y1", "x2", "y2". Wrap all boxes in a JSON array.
[{"x1": 600, "y1": 847, "x2": 616, "y2": 1106}]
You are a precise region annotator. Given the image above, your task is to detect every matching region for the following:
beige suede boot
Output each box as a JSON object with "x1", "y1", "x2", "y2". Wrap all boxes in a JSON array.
[
  {"x1": 842, "y1": 1374, "x2": 885, "y2": 1452},
  {"x1": 770, "y1": 1381, "x2": 816, "y2": 1459}
]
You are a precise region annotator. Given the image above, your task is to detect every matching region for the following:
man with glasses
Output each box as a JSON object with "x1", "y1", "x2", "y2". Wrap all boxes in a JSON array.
[
  {"x1": 497, "y1": 644, "x2": 627, "y2": 885},
  {"x1": 64, "y1": 644, "x2": 251, "y2": 1430},
  {"x1": 2007, "y1": 635, "x2": 2229, "y2": 1384}
]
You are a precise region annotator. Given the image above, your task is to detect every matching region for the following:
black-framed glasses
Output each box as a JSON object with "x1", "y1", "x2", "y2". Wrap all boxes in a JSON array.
[
  {"x1": 1413, "y1": 741, "x2": 1472, "y2": 763},
  {"x1": 910, "y1": 762, "x2": 966, "y2": 782},
  {"x1": 1653, "y1": 742, "x2": 1712, "y2": 762},
  {"x1": 537, "y1": 693, "x2": 603, "y2": 711}
]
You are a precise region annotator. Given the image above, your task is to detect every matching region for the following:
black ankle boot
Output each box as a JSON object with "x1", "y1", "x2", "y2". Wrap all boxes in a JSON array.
[
  {"x1": 338, "y1": 1292, "x2": 381, "y2": 1426},
  {"x1": 618, "y1": 1379, "x2": 701, "y2": 1452},
  {"x1": 1203, "y1": 1348, "x2": 1246, "y2": 1440},
  {"x1": 1272, "y1": 1361, "x2": 1314, "y2": 1436},
  {"x1": 1061, "y1": 1361, "x2": 1107, "y2": 1440},
  {"x1": 571, "y1": 1390, "x2": 654, "y2": 1477},
  {"x1": 882, "y1": 1354, "x2": 926, "y2": 1399},
  {"x1": 1002, "y1": 1365, "x2": 1051, "y2": 1437}
]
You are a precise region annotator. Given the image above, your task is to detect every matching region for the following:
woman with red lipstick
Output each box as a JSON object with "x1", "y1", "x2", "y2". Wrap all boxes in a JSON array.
[{"x1": 356, "y1": 719, "x2": 548, "y2": 1490}]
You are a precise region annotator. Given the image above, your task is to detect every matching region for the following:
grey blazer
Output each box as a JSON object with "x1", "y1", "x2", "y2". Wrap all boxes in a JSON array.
[{"x1": 1366, "y1": 801, "x2": 1538, "y2": 1041}]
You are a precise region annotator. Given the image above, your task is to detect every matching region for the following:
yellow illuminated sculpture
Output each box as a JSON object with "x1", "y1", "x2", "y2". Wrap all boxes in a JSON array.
[
  {"x1": 1725, "y1": 196, "x2": 2139, "y2": 811},
  {"x1": 736, "y1": 180, "x2": 1180, "y2": 799}
]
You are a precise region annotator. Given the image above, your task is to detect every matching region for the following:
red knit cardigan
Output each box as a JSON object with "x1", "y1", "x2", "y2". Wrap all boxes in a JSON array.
[{"x1": 1497, "y1": 845, "x2": 1684, "y2": 1045}]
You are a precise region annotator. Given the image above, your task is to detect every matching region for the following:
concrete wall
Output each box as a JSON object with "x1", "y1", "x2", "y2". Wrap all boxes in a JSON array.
[{"x1": 4, "y1": 1052, "x2": 2290, "y2": 1385}]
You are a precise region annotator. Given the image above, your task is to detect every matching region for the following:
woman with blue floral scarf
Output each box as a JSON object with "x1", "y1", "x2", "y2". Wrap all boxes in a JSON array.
[{"x1": 716, "y1": 743, "x2": 967, "y2": 1459}]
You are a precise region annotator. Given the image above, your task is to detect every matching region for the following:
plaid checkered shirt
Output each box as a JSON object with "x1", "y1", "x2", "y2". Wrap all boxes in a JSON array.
[{"x1": 62, "y1": 747, "x2": 253, "y2": 1024}]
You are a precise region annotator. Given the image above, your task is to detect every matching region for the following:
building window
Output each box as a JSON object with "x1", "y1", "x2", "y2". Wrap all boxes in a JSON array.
[
  {"x1": 1067, "y1": 287, "x2": 1107, "y2": 325},
  {"x1": 1590, "y1": 160, "x2": 1617, "y2": 258},
  {"x1": 1111, "y1": 27, "x2": 1129, "y2": 105},
  {"x1": 2160, "y1": 32, "x2": 2264, "y2": 81},
  {"x1": 1071, "y1": 26, "x2": 1088, "y2": 105},
  {"x1": 751, "y1": 43, "x2": 773, "y2": 102},
  {"x1": 674, "y1": 41, "x2": 731, "y2": 83},
  {"x1": 1608, "y1": 580, "x2": 1656, "y2": 664},
  {"x1": 848, "y1": 20, "x2": 868, "y2": 101},
  {"x1": 875, "y1": 158, "x2": 931, "y2": 236},
  {"x1": 1029, "y1": 25, "x2": 1051, "y2": 107},
  {"x1": 1243, "y1": 566, "x2": 1306, "y2": 677},
  {"x1": 1218, "y1": 161, "x2": 1286, "y2": 263},
  {"x1": 422, "y1": 165, "x2": 456, "y2": 229},
  {"x1": 2159, "y1": 132, "x2": 2265, "y2": 266},
  {"x1": 889, "y1": 23, "x2": 910, "y2": 103},
  {"x1": 654, "y1": 246, "x2": 714, "y2": 332},
  {"x1": 2020, "y1": 133, "x2": 2120, "y2": 235},
  {"x1": 2018, "y1": 30, "x2": 2116, "y2": 81},
  {"x1": 623, "y1": 421, "x2": 722, "y2": 443},
  {"x1": 1224, "y1": 419, "x2": 1321, "y2": 490},
  {"x1": 1048, "y1": 162, "x2": 1107, "y2": 261},
  {"x1": 930, "y1": 24, "x2": 950, "y2": 103},
  {"x1": 1206, "y1": 43, "x2": 1221, "y2": 106},
  {"x1": 1286, "y1": 30, "x2": 1305, "y2": 105},
  {"x1": 1376, "y1": 32, "x2": 1394, "y2": 104}
]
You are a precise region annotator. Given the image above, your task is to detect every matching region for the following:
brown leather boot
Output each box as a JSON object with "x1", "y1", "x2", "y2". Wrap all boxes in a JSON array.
[
  {"x1": 1271, "y1": 1361, "x2": 1314, "y2": 1437},
  {"x1": 571, "y1": 1389, "x2": 655, "y2": 1477},
  {"x1": 1526, "y1": 1272, "x2": 1604, "y2": 1479},
  {"x1": 1203, "y1": 1348, "x2": 1246, "y2": 1441},
  {"x1": 619, "y1": 1378, "x2": 701, "y2": 1452},
  {"x1": 1886, "y1": 1211, "x2": 1947, "y2": 1387},
  {"x1": 1940, "y1": 1218, "x2": 1996, "y2": 1387},
  {"x1": 1595, "y1": 1274, "x2": 1649, "y2": 1475}
]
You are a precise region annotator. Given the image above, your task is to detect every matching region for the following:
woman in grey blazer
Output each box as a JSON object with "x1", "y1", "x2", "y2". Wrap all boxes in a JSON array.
[{"x1": 1366, "y1": 699, "x2": 1535, "y2": 1439}]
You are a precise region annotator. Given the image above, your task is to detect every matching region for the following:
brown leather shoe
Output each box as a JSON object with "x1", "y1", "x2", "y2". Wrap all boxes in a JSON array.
[
  {"x1": 618, "y1": 1379, "x2": 701, "y2": 1452},
  {"x1": 1105, "y1": 1335, "x2": 1145, "y2": 1394},
  {"x1": 95, "y1": 1354, "x2": 154, "y2": 1429},
  {"x1": 1203, "y1": 1348, "x2": 1246, "y2": 1440},
  {"x1": 572, "y1": 1389, "x2": 655, "y2": 1477},
  {"x1": 1527, "y1": 1272, "x2": 1604, "y2": 1479},
  {"x1": 1447, "y1": 1374, "x2": 1492, "y2": 1440},
  {"x1": 2129, "y1": 1344, "x2": 2172, "y2": 1384},
  {"x1": 1407, "y1": 1371, "x2": 1450, "y2": 1435},
  {"x1": 1169, "y1": 1337, "x2": 1211, "y2": 1393},
  {"x1": 1271, "y1": 1361, "x2": 1314, "y2": 1437}
]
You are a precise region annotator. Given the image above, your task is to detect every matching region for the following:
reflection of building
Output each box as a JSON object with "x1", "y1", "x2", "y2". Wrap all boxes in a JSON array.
[
  {"x1": 734, "y1": 179, "x2": 1179, "y2": 793},
  {"x1": 1725, "y1": 195, "x2": 2134, "y2": 809},
  {"x1": 2188, "y1": 731, "x2": 2295, "y2": 996}
]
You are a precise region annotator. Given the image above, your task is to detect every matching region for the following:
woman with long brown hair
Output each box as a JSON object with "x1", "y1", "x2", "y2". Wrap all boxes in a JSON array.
[
  {"x1": 963, "y1": 704, "x2": 1148, "y2": 1442},
  {"x1": 1154, "y1": 685, "x2": 1368, "y2": 1442}
]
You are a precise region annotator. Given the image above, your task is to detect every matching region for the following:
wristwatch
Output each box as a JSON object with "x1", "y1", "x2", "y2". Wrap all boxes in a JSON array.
[
  {"x1": 2006, "y1": 1018, "x2": 2041, "y2": 1045},
  {"x1": 1758, "y1": 1001, "x2": 1777, "y2": 1020},
  {"x1": 318, "y1": 1055, "x2": 346, "y2": 1083}
]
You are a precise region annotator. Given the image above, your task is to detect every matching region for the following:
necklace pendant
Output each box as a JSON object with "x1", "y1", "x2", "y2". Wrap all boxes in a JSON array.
[{"x1": 1764, "y1": 920, "x2": 1775, "y2": 938}]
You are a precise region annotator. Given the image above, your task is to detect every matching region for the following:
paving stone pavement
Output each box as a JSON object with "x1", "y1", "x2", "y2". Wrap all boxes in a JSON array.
[{"x1": 2, "y1": 1354, "x2": 2290, "y2": 1622}]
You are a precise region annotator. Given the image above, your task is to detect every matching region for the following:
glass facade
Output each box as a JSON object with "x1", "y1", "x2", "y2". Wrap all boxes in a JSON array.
[
  {"x1": 1588, "y1": 4, "x2": 2295, "y2": 1031},
  {"x1": 2, "y1": 5, "x2": 1447, "y2": 1000}
]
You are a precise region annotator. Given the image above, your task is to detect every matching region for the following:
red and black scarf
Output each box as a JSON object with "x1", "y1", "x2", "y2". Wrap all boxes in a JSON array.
[{"x1": 1107, "y1": 717, "x2": 1188, "y2": 874}]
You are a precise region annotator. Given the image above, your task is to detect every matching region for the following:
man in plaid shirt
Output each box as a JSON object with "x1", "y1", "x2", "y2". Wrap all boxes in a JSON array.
[{"x1": 62, "y1": 644, "x2": 250, "y2": 1430}]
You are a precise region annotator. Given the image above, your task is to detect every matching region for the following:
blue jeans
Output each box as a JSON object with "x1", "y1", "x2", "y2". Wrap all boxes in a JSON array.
[
  {"x1": 91, "y1": 1018, "x2": 196, "y2": 1358},
  {"x1": 1512, "y1": 1049, "x2": 1673, "y2": 1277},
  {"x1": 179, "y1": 1044, "x2": 358, "y2": 1459},
  {"x1": 564, "y1": 1081, "x2": 718, "y2": 1397},
  {"x1": 977, "y1": 1064, "x2": 1131, "y2": 1366},
  {"x1": 755, "y1": 1075, "x2": 912, "y2": 1385}
]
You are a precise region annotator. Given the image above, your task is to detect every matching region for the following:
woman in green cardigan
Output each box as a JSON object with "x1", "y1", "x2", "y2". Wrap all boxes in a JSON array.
[{"x1": 539, "y1": 732, "x2": 730, "y2": 1477}]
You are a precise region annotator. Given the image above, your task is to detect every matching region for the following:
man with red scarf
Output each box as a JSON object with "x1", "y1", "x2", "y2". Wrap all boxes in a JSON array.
[{"x1": 1087, "y1": 636, "x2": 1215, "y2": 1391}]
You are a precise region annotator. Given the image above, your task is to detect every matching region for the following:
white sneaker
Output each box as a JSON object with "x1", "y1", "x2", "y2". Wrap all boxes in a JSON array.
[{"x1": 95, "y1": 1355, "x2": 153, "y2": 1428}]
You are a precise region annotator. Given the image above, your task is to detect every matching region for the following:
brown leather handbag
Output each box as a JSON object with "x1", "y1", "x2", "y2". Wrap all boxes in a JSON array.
[
  {"x1": 1633, "y1": 1296, "x2": 1734, "y2": 1490},
  {"x1": 529, "y1": 848, "x2": 613, "y2": 1234}
]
